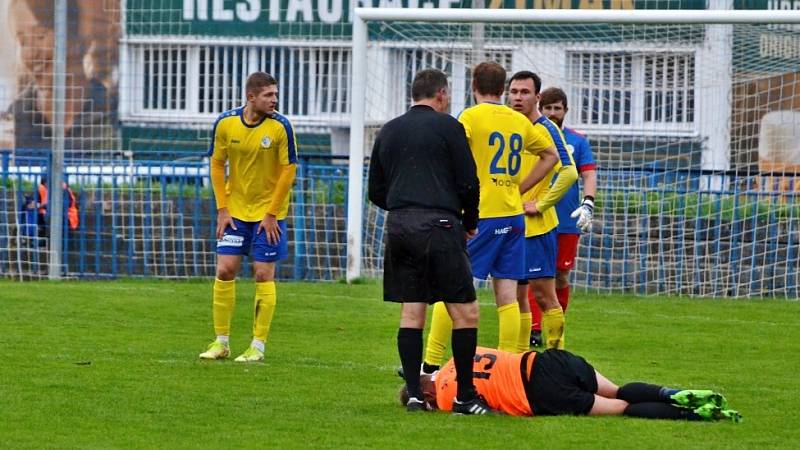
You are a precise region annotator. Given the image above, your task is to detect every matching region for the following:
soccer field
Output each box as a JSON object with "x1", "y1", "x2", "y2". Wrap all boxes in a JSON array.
[{"x1": 2, "y1": 280, "x2": 797, "y2": 449}]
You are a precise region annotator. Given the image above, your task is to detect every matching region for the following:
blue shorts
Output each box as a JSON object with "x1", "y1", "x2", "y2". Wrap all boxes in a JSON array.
[
  {"x1": 523, "y1": 229, "x2": 557, "y2": 280},
  {"x1": 467, "y1": 215, "x2": 525, "y2": 280},
  {"x1": 216, "y1": 217, "x2": 288, "y2": 263}
]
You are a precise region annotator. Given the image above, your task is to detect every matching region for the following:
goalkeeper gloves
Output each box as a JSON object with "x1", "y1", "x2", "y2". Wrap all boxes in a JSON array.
[{"x1": 570, "y1": 195, "x2": 594, "y2": 232}]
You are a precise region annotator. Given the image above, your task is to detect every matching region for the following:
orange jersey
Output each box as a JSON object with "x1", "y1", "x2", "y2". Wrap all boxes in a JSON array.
[{"x1": 435, "y1": 347, "x2": 535, "y2": 416}]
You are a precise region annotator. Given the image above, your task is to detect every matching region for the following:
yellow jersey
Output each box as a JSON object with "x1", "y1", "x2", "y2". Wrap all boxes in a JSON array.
[
  {"x1": 521, "y1": 117, "x2": 577, "y2": 237},
  {"x1": 208, "y1": 107, "x2": 298, "y2": 221},
  {"x1": 458, "y1": 103, "x2": 553, "y2": 219}
]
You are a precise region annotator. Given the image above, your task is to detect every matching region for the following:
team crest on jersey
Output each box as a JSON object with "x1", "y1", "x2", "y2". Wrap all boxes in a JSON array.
[{"x1": 261, "y1": 136, "x2": 272, "y2": 148}]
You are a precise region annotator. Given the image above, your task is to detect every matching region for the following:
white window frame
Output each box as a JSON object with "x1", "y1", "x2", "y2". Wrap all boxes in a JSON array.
[
  {"x1": 120, "y1": 37, "x2": 352, "y2": 128},
  {"x1": 565, "y1": 46, "x2": 697, "y2": 136}
]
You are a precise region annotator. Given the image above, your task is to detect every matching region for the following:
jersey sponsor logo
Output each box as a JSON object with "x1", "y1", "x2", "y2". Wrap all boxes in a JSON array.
[
  {"x1": 231, "y1": 139, "x2": 241, "y2": 144},
  {"x1": 490, "y1": 177, "x2": 514, "y2": 187},
  {"x1": 217, "y1": 234, "x2": 244, "y2": 247},
  {"x1": 261, "y1": 135, "x2": 272, "y2": 148},
  {"x1": 494, "y1": 226, "x2": 513, "y2": 235}
]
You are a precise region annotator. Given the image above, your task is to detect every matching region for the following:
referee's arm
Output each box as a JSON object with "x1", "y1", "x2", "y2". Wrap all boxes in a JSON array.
[
  {"x1": 367, "y1": 136, "x2": 388, "y2": 210},
  {"x1": 449, "y1": 122, "x2": 480, "y2": 231}
]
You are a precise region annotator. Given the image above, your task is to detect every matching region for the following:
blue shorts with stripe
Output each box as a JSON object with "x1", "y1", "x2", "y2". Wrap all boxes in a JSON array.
[
  {"x1": 467, "y1": 215, "x2": 525, "y2": 280},
  {"x1": 216, "y1": 217, "x2": 288, "y2": 263},
  {"x1": 522, "y1": 229, "x2": 557, "y2": 280}
]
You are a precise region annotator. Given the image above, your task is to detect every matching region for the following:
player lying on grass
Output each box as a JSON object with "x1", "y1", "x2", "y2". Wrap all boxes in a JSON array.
[{"x1": 399, "y1": 347, "x2": 741, "y2": 421}]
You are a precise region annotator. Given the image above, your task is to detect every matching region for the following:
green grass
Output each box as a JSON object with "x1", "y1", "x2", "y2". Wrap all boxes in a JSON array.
[{"x1": 1, "y1": 280, "x2": 798, "y2": 449}]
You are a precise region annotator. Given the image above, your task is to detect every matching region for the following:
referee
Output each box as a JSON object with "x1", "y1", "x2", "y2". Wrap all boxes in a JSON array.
[{"x1": 368, "y1": 69, "x2": 491, "y2": 415}]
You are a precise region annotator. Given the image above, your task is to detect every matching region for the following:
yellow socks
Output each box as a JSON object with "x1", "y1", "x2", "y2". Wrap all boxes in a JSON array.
[
  {"x1": 213, "y1": 278, "x2": 236, "y2": 336},
  {"x1": 253, "y1": 281, "x2": 277, "y2": 342},
  {"x1": 518, "y1": 312, "x2": 532, "y2": 353},
  {"x1": 497, "y1": 303, "x2": 520, "y2": 353},
  {"x1": 424, "y1": 302, "x2": 452, "y2": 367},
  {"x1": 542, "y1": 307, "x2": 565, "y2": 350}
]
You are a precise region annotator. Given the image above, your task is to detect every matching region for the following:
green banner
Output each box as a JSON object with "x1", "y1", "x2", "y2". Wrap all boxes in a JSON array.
[{"x1": 126, "y1": 0, "x2": 705, "y2": 37}]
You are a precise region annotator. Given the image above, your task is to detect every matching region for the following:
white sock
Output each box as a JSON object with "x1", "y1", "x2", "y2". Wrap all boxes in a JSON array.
[
  {"x1": 216, "y1": 335, "x2": 229, "y2": 346},
  {"x1": 251, "y1": 339, "x2": 265, "y2": 352}
]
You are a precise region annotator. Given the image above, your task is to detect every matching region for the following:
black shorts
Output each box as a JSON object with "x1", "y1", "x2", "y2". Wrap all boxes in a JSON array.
[
  {"x1": 525, "y1": 349, "x2": 598, "y2": 416},
  {"x1": 383, "y1": 209, "x2": 476, "y2": 303}
]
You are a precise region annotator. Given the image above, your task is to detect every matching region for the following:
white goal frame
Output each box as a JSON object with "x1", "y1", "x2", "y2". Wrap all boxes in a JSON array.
[{"x1": 346, "y1": 7, "x2": 800, "y2": 282}]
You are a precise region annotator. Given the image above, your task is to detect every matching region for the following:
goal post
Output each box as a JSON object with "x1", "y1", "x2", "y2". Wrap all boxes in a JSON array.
[{"x1": 346, "y1": 7, "x2": 800, "y2": 298}]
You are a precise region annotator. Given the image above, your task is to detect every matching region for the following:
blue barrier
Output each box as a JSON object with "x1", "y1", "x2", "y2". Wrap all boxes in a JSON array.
[{"x1": 1, "y1": 153, "x2": 798, "y2": 296}]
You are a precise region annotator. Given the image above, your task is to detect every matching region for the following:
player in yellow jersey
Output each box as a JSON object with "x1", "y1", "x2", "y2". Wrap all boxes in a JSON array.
[
  {"x1": 421, "y1": 62, "x2": 562, "y2": 374},
  {"x1": 199, "y1": 72, "x2": 298, "y2": 362},
  {"x1": 508, "y1": 71, "x2": 578, "y2": 351}
]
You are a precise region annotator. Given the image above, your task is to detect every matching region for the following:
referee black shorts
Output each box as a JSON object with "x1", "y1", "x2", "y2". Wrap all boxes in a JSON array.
[
  {"x1": 525, "y1": 349, "x2": 598, "y2": 416},
  {"x1": 383, "y1": 208, "x2": 476, "y2": 304}
]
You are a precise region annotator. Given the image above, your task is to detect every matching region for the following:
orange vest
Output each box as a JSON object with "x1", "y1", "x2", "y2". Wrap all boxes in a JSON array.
[
  {"x1": 435, "y1": 347, "x2": 535, "y2": 416},
  {"x1": 65, "y1": 187, "x2": 78, "y2": 230},
  {"x1": 38, "y1": 184, "x2": 48, "y2": 215}
]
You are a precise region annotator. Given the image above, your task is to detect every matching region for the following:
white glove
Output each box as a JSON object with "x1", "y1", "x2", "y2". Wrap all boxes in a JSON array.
[{"x1": 570, "y1": 197, "x2": 594, "y2": 232}]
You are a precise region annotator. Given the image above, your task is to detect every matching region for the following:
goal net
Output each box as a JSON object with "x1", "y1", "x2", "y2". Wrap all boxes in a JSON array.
[
  {"x1": 1, "y1": 1, "x2": 798, "y2": 298},
  {"x1": 349, "y1": 5, "x2": 800, "y2": 297}
]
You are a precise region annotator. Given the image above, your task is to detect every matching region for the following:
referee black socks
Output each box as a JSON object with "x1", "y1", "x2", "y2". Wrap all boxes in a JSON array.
[
  {"x1": 397, "y1": 327, "x2": 424, "y2": 399},
  {"x1": 452, "y1": 327, "x2": 478, "y2": 401}
]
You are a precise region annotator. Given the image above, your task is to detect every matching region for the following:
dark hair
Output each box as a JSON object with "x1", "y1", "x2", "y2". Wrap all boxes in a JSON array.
[
  {"x1": 397, "y1": 375, "x2": 438, "y2": 410},
  {"x1": 411, "y1": 69, "x2": 448, "y2": 101},
  {"x1": 539, "y1": 87, "x2": 568, "y2": 109},
  {"x1": 472, "y1": 61, "x2": 506, "y2": 97},
  {"x1": 508, "y1": 71, "x2": 542, "y2": 95},
  {"x1": 246, "y1": 72, "x2": 277, "y2": 94}
]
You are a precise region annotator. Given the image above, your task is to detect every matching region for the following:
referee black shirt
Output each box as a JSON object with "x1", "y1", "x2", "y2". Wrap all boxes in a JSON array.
[{"x1": 367, "y1": 105, "x2": 479, "y2": 230}]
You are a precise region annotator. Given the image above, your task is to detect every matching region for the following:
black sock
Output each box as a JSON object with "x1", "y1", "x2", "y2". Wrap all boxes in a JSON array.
[
  {"x1": 422, "y1": 362, "x2": 440, "y2": 374},
  {"x1": 398, "y1": 328, "x2": 423, "y2": 400},
  {"x1": 623, "y1": 402, "x2": 703, "y2": 421},
  {"x1": 618, "y1": 382, "x2": 676, "y2": 404},
  {"x1": 451, "y1": 327, "x2": 478, "y2": 401}
]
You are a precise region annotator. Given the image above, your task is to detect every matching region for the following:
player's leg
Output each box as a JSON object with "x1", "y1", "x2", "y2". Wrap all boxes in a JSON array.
[
  {"x1": 594, "y1": 370, "x2": 620, "y2": 399},
  {"x1": 422, "y1": 302, "x2": 451, "y2": 372},
  {"x1": 530, "y1": 278, "x2": 563, "y2": 349},
  {"x1": 236, "y1": 220, "x2": 289, "y2": 362},
  {"x1": 555, "y1": 233, "x2": 580, "y2": 312},
  {"x1": 588, "y1": 396, "x2": 629, "y2": 416},
  {"x1": 516, "y1": 280, "x2": 532, "y2": 353},
  {"x1": 555, "y1": 270, "x2": 571, "y2": 310},
  {"x1": 386, "y1": 210, "x2": 439, "y2": 411},
  {"x1": 426, "y1": 213, "x2": 493, "y2": 415},
  {"x1": 529, "y1": 231, "x2": 564, "y2": 349},
  {"x1": 200, "y1": 218, "x2": 250, "y2": 360},
  {"x1": 446, "y1": 301, "x2": 494, "y2": 415},
  {"x1": 399, "y1": 302, "x2": 428, "y2": 410},
  {"x1": 199, "y1": 254, "x2": 241, "y2": 359},
  {"x1": 445, "y1": 301, "x2": 490, "y2": 410},
  {"x1": 494, "y1": 278, "x2": 520, "y2": 352},
  {"x1": 529, "y1": 287, "x2": 543, "y2": 347},
  {"x1": 491, "y1": 215, "x2": 526, "y2": 353},
  {"x1": 617, "y1": 382, "x2": 729, "y2": 410}
]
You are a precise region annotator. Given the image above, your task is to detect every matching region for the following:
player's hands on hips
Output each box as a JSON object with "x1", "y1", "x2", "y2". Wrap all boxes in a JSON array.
[
  {"x1": 523, "y1": 200, "x2": 539, "y2": 216},
  {"x1": 570, "y1": 197, "x2": 595, "y2": 232},
  {"x1": 258, "y1": 213, "x2": 281, "y2": 245},
  {"x1": 465, "y1": 228, "x2": 478, "y2": 240},
  {"x1": 216, "y1": 207, "x2": 236, "y2": 240}
]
